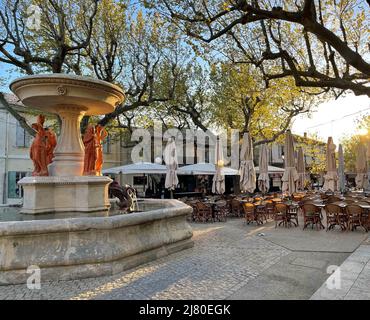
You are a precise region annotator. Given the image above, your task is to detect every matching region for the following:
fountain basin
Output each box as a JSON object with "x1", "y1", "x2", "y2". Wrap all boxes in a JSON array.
[
  {"x1": 0, "y1": 199, "x2": 193, "y2": 285},
  {"x1": 9, "y1": 74, "x2": 125, "y2": 115}
]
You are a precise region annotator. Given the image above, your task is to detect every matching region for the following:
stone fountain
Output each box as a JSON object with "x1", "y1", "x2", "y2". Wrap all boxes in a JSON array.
[
  {"x1": 0, "y1": 74, "x2": 193, "y2": 285},
  {"x1": 10, "y1": 74, "x2": 125, "y2": 214}
]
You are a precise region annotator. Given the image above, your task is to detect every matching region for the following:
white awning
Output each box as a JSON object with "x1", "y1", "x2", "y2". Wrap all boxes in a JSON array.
[
  {"x1": 255, "y1": 165, "x2": 285, "y2": 173},
  {"x1": 102, "y1": 162, "x2": 167, "y2": 175},
  {"x1": 177, "y1": 163, "x2": 239, "y2": 175}
]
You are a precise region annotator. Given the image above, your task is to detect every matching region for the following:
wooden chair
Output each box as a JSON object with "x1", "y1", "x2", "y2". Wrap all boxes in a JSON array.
[
  {"x1": 325, "y1": 204, "x2": 346, "y2": 231},
  {"x1": 302, "y1": 204, "x2": 323, "y2": 230},
  {"x1": 346, "y1": 205, "x2": 367, "y2": 232},
  {"x1": 231, "y1": 199, "x2": 243, "y2": 217},
  {"x1": 287, "y1": 204, "x2": 299, "y2": 227},
  {"x1": 274, "y1": 203, "x2": 288, "y2": 228},
  {"x1": 195, "y1": 201, "x2": 213, "y2": 223},
  {"x1": 243, "y1": 203, "x2": 256, "y2": 225},
  {"x1": 255, "y1": 204, "x2": 266, "y2": 224},
  {"x1": 214, "y1": 200, "x2": 228, "y2": 222},
  {"x1": 264, "y1": 200, "x2": 275, "y2": 219}
]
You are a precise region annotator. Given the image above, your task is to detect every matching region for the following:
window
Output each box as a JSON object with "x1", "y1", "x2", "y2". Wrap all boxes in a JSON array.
[
  {"x1": 15, "y1": 122, "x2": 31, "y2": 147},
  {"x1": 103, "y1": 134, "x2": 111, "y2": 153},
  {"x1": 8, "y1": 171, "x2": 28, "y2": 198},
  {"x1": 133, "y1": 176, "x2": 147, "y2": 186}
]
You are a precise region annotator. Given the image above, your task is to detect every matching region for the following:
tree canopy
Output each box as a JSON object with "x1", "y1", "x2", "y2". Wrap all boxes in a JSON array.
[
  {"x1": 145, "y1": 0, "x2": 370, "y2": 97},
  {"x1": 1, "y1": 0, "x2": 366, "y2": 152}
]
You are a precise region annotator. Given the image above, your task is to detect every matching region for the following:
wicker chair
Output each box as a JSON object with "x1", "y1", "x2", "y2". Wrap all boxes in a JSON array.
[
  {"x1": 302, "y1": 203, "x2": 323, "y2": 230},
  {"x1": 346, "y1": 205, "x2": 366, "y2": 232},
  {"x1": 231, "y1": 199, "x2": 243, "y2": 217},
  {"x1": 287, "y1": 204, "x2": 299, "y2": 227},
  {"x1": 195, "y1": 201, "x2": 213, "y2": 223},
  {"x1": 274, "y1": 203, "x2": 288, "y2": 228},
  {"x1": 186, "y1": 200, "x2": 199, "y2": 222},
  {"x1": 325, "y1": 204, "x2": 346, "y2": 231},
  {"x1": 255, "y1": 204, "x2": 267, "y2": 223},
  {"x1": 214, "y1": 200, "x2": 228, "y2": 222},
  {"x1": 243, "y1": 203, "x2": 256, "y2": 225},
  {"x1": 264, "y1": 200, "x2": 275, "y2": 219}
]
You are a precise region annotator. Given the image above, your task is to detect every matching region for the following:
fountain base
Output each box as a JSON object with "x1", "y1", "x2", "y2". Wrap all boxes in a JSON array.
[
  {"x1": 18, "y1": 176, "x2": 112, "y2": 214},
  {"x1": 0, "y1": 199, "x2": 193, "y2": 285}
]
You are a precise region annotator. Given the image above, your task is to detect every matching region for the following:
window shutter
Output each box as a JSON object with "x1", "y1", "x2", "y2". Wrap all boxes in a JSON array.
[
  {"x1": 7, "y1": 171, "x2": 17, "y2": 198},
  {"x1": 25, "y1": 130, "x2": 32, "y2": 147},
  {"x1": 103, "y1": 135, "x2": 110, "y2": 153},
  {"x1": 16, "y1": 122, "x2": 25, "y2": 147}
]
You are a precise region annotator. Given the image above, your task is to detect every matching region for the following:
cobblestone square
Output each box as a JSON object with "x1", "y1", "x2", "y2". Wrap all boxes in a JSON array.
[{"x1": 0, "y1": 217, "x2": 368, "y2": 300}]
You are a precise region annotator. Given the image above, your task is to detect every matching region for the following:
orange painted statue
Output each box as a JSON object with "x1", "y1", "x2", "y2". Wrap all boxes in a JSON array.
[
  {"x1": 45, "y1": 128, "x2": 57, "y2": 165},
  {"x1": 95, "y1": 124, "x2": 108, "y2": 176},
  {"x1": 83, "y1": 125, "x2": 97, "y2": 175},
  {"x1": 29, "y1": 115, "x2": 48, "y2": 176}
]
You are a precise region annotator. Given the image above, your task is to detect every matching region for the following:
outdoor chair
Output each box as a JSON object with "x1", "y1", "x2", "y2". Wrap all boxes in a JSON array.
[
  {"x1": 255, "y1": 204, "x2": 267, "y2": 223},
  {"x1": 231, "y1": 199, "x2": 243, "y2": 217},
  {"x1": 287, "y1": 204, "x2": 299, "y2": 227},
  {"x1": 243, "y1": 203, "x2": 257, "y2": 225},
  {"x1": 346, "y1": 205, "x2": 367, "y2": 232},
  {"x1": 274, "y1": 203, "x2": 288, "y2": 228},
  {"x1": 302, "y1": 204, "x2": 323, "y2": 230},
  {"x1": 264, "y1": 200, "x2": 275, "y2": 219},
  {"x1": 214, "y1": 200, "x2": 228, "y2": 222},
  {"x1": 195, "y1": 201, "x2": 213, "y2": 223},
  {"x1": 325, "y1": 204, "x2": 347, "y2": 231},
  {"x1": 185, "y1": 200, "x2": 198, "y2": 222}
]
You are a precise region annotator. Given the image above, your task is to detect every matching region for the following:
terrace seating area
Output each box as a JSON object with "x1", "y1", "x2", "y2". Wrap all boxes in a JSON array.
[{"x1": 179, "y1": 190, "x2": 370, "y2": 232}]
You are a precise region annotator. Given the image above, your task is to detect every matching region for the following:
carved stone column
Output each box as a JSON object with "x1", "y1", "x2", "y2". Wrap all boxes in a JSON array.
[{"x1": 48, "y1": 105, "x2": 87, "y2": 176}]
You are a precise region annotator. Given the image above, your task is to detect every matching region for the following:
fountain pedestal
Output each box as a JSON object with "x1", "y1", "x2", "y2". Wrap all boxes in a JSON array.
[
  {"x1": 10, "y1": 74, "x2": 125, "y2": 214},
  {"x1": 19, "y1": 176, "x2": 112, "y2": 214},
  {"x1": 48, "y1": 105, "x2": 87, "y2": 176}
]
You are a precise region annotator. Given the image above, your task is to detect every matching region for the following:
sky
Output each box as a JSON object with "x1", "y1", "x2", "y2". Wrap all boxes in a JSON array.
[{"x1": 292, "y1": 94, "x2": 370, "y2": 146}]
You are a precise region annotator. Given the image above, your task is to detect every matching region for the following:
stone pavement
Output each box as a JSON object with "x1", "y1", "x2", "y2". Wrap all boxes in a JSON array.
[
  {"x1": 310, "y1": 237, "x2": 370, "y2": 300},
  {"x1": 0, "y1": 218, "x2": 368, "y2": 300}
]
